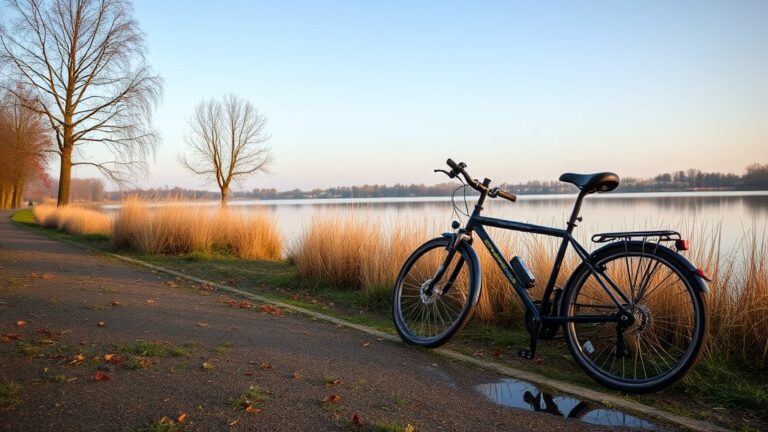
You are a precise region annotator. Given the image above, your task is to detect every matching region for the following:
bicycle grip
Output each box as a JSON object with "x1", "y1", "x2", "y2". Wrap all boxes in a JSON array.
[
  {"x1": 497, "y1": 190, "x2": 517, "y2": 202},
  {"x1": 446, "y1": 158, "x2": 460, "y2": 171}
]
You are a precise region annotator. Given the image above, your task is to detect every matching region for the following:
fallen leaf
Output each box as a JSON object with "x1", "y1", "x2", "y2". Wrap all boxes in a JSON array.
[
  {"x1": 1, "y1": 333, "x2": 21, "y2": 342},
  {"x1": 260, "y1": 362, "x2": 272, "y2": 369},
  {"x1": 493, "y1": 349, "x2": 503, "y2": 358},
  {"x1": 239, "y1": 301, "x2": 254, "y2": 309},
  {"x1": 70, "y1": 354, "x2": 85, "y2": 365},
  {"x1": 244, "y1": 370, "x2": 254, "y2": 376},
  {"x1": 94, "y1": 372, "x2": 110, "y2": 381},
  {"x1": 534, "y1": 357, "x2": 544, "y2": 365},
  {"x1": 361, "y1": 342, "x2": 371, "y2": 347},
  {"x1": 97, "y1": 321, "x2": 106, "y2": 327},
  {"x1": 245, "y1": 405, "x2": 261, "y2": 414},
  {"x1": 292, "y1": 371, "x2": 302, "y2": 380},
  {"x1": 325, "y1": 379, "x2": 342, "y2": 388},
  {"x1": 146, "y1": 299, "x2": 155, "y2": 304},
  {"x1": 322, "y1": 394, "x2": 341, "y2": 404},
  {"x1": 110, "y1": 301, "x2": 120, "y2": 306},
  {"x1": 405, "y1": 424, "x2": 415, "y2": 432},
  {"x1": 16, "y1": 320, "x2": 27, "y2": 327},
  {"x1": 104, "y1": 354, "x2": 115, "y2": 361},
  {"x1": 196, "y1": 322, "x2": 209, "y2": 327},
  {"x1": 202, "y1": 361, "x2": 214, "y2": 370},
  {"x1": 228, "y1": 420, "x2": 239, "y2": 426},
  {"x1": 352, "y1": 414, "x2": 363, "y2": 427},
  {"x1": 260, "y1": 304, "x2": 284, "y2": 316},
  {"x1": 177, "y1": 413, "x2": 188, "y2": 423}
]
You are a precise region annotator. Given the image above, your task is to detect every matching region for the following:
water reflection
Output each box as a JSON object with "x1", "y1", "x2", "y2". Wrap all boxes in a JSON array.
[{"x1": 476, "y1": 378, "x2": 657, "y2": 430}]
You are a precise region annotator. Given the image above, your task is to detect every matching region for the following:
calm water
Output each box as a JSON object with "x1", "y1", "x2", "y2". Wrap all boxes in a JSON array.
[{"x1": 100, "y1": 191, "x2": 768, "y2": 256}]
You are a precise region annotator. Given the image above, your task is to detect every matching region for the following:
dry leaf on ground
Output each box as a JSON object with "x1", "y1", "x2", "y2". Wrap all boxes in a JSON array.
[
  {"x1": 94, "y1": 372, "x2": 110, "y2": 381},
  {"x1": 322, "y1": 394, "x2": 341, "y2": 404},
  {"x1": 245, "y1": 405, "x2": 261, "y2": 414}
]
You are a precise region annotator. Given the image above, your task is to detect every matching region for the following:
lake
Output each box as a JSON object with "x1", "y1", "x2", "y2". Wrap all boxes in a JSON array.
[{"x1": 99, "y1": 191, "x2": 768, "y2": 258}]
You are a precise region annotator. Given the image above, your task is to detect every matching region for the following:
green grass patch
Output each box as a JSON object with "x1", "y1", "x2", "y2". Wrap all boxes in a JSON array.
[
  {"x1": 17, "y1": 341, "x2": 39, "y2": 357},
  {"x1": 117, "y1": 341, "x2": 186, "y2": 357},
  {"x1": 213, "y1": 341, "x2": 233, "y2": 354},
  {"x1": 136, "y1": 417, "x2": 179, "y2": 432},
  {"x1": 320, "y1": 401, "x2": 342, "y2": 413},
  {"x1": 229, "y1": 385, "x2": 269, "y2": 409},
  {"x1": 0, "y1": 379, "x2": 22, "y2": 409},
  {"x1": 682, "y1": 356, "x2": 768, "y2": 420}
]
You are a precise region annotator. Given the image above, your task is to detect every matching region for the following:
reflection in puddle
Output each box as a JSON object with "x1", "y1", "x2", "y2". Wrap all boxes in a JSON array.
[{"x1": 476, "y1": 378, "x2": 657, "y2": 430}]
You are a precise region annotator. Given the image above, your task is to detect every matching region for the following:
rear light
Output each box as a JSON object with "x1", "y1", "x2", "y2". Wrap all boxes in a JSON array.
[
  {"x1": 675, "y1": 239, "x2": 690, "y2": 251},
  {"x1": 695, "y1": 268, "x2": 711, "y2": 282}
]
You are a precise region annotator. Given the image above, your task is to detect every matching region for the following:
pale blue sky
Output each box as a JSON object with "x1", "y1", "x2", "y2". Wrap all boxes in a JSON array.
[{"x1": 81, "y1": 1, "x2": 768, "y2": 190}]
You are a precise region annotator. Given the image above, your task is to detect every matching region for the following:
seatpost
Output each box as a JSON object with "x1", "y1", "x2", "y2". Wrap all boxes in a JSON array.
[{"x1": 566, "y1": 190, "x2": 588, "y2": 233}]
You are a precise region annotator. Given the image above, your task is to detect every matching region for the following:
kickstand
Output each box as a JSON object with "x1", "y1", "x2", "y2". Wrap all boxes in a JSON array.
[{"x1": 517, "y1": 318, "x2": 541, "y2": 360}]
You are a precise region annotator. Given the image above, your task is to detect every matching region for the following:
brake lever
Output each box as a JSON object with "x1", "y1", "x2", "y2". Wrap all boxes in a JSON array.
[{"x1": 434, "y1": 169, "x2": 455, "y2": 178}]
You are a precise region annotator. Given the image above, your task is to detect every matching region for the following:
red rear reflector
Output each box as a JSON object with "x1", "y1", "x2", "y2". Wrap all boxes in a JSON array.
[
  {"x1": 695, "y1": 268, "x2": 711, "y2": 281},
  {"x1": 675, "y1": 239, "x2": 690, "y2": 251}
]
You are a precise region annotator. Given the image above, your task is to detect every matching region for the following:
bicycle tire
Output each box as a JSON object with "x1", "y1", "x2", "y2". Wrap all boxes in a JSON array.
[
  {"x1": 392, "y1": 237, "x2": 480, "y2": 348},
  {"x1": 561, "y1": 241, "x2": 707, "y2": 393}
]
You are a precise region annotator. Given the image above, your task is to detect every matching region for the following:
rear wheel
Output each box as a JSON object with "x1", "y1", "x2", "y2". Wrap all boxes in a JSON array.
[
  {"x1": 562, "y1": 242, "x2": 707, "y2": 393},
  {"x1": 392, "y1": 237, "x2": 479, "y2": 348}
]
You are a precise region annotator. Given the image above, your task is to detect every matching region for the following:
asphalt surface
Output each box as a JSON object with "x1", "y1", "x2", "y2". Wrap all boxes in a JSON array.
[{"x1": 0, "y1": 211, "x2": 638, "y2": 431}]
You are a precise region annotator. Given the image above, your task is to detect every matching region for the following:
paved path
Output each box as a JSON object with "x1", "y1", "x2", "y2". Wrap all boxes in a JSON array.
[{"x1": 0, "y1": 211, "x2": 639, "y2": 431}]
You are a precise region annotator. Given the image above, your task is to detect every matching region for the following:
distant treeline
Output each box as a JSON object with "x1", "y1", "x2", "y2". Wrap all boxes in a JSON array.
[
  {"x1": 38, "y1": 162, "x2": 768, "y2": 202},
  {"x1": 243, "y1": 163, "x2": 768, "y2": 200}
]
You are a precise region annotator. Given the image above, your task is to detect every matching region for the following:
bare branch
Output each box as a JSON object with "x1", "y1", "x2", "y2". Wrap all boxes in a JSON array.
[
  {"x1": 180, "y1": 94, "x2": 272, "y2": 205},
  {"x1": 0, "y1": 0, "x2": 163, "y2": 204}
]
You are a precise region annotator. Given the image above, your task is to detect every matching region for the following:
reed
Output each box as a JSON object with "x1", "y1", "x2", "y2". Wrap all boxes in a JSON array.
[
  {"x1": 110, "y1": 199, "x2": 281, "y2": 260},
  {"x1": 290, "y1": 213, "x2": 768, "y2": 368},
  {"x1": 32, "y1": 203, "x2": 111, "y2": 236}
]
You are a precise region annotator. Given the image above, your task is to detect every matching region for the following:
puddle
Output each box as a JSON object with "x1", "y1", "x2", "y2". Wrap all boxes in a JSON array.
[{"x1": 476, "y1": 378, "x2": 657, "y2": 430}]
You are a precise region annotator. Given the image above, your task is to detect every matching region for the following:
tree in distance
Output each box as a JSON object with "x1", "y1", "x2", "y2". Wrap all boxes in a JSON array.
[
  {"x1": 0, "y1": 0, "x2": 163, "y2": 205},
  {"x1": 180, "y1": 94, "x2": 272, "y2": 206},
  {"x1": 0, "y1": 88, "x2": 51, "y2": 209}
]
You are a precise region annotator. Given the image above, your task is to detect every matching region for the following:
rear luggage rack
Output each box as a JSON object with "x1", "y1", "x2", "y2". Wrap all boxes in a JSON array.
[{"x1": 592, "y1": 230, "x2": 682, "y2": 243}]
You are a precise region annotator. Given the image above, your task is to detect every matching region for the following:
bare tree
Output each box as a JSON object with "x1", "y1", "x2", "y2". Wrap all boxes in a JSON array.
[
  {"x1": 0, "y1": 0, "x2": 163, "y2": 205},
  {"x1": 180, "y1": 94, "x2": 272, "y2": 206}
]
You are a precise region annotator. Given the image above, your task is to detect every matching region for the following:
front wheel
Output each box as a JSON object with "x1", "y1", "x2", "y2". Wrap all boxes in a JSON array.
[
  {"x1": 392, "y1": 237, "x2": 479, "y2": 348},
  {"x1": 562, "y1": 242, "x2": 707, "y2": 393}
]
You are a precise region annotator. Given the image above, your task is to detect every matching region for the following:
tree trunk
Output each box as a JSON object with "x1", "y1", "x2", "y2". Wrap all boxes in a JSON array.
[
  {"x1": 58, "y1": 144, "x2": 73, "y2": 206},
  {"x1": 11, "y1": 179, "x2": 22, "y2": 208},
  {"x1": 220, "y1": 185, "x2": 229, "y2": 207},
  {"x1": 0, "y1": 184, "x2": 8, "y2": 209}
]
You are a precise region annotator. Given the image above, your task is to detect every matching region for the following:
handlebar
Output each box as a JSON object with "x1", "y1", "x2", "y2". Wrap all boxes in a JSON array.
[{"x1": 442, "y1": 158, "x2": 517, "y2": 202}]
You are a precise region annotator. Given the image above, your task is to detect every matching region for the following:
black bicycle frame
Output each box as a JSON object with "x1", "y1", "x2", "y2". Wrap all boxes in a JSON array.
[{"x1": 460, "y1": 189, "x2": 633, "y2": 326}]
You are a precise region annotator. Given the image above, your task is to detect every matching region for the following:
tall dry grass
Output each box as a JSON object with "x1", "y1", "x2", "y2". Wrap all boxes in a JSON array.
[
  {"x1": 111, "y1": 199, "x2": 281, "y2": 260},
  {"x1": 290, "y1": 213, "x2": 768, "y2": 368},
  {"x1": 32, "y1": 203, "x2": 111, "y2": 236}
]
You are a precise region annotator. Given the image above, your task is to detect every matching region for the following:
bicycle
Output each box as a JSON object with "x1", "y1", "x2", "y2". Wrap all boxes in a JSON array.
[{"x1": 391, "y1": 159, "x2": 709, "y2": 393}]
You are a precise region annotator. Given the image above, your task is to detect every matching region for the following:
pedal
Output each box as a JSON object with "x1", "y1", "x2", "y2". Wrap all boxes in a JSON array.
[{"x1": 516, "y1": 347, "x2": 534, "y2": 360}]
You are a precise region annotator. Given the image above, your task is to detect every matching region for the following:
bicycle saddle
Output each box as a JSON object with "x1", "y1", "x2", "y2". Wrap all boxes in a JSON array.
[{"x1": 559, "y1": 172, "x2": 620, "y2": 193}]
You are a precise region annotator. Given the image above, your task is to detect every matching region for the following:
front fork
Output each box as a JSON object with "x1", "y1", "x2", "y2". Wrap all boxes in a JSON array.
[{"x1": 424, "y1": 235, "x2": 466, "y2": 297}]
